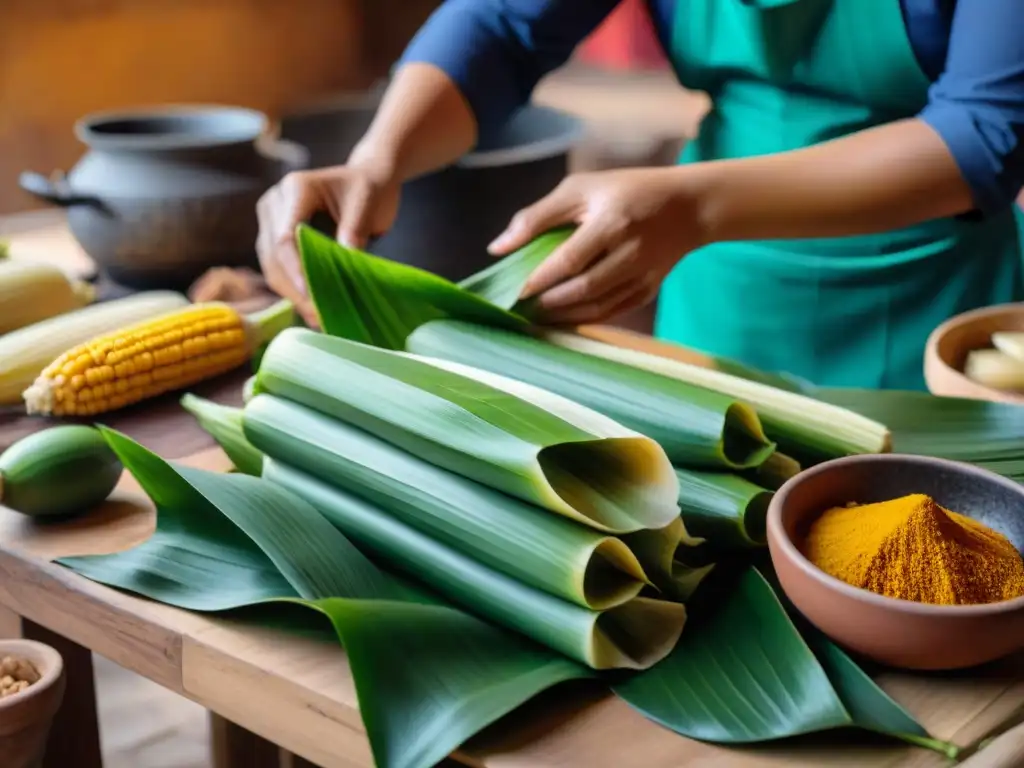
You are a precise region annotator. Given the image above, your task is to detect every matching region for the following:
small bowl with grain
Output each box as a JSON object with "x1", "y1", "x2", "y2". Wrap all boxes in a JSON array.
[
  {"x1": 924, "y1": 302, "x2": 1024, "y2": 404},
  {"x1": 767, "y1": 453, "x2": 1024, "y2": 670}
]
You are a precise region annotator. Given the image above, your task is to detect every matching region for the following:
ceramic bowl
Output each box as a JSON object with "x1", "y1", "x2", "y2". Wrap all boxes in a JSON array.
[
  {"x1": 924, "y1": 303, "x2": 1024, "y2": 404},
  {"x1": 767, "y1": 453, "x2": 1024, "y2": 670}
]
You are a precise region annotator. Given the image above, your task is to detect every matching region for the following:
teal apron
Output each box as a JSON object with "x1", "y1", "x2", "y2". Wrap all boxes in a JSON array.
[{"x1": 655, "y1": 0, "x2": 1024, "y2": 390}]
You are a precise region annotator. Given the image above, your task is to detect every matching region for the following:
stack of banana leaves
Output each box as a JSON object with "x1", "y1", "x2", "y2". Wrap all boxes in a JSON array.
[{"x1": 62, "y1": 226, "x2": 1024, "y2": 768}]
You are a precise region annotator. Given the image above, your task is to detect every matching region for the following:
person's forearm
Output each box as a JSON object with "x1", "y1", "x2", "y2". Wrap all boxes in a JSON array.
[
  {"x1": 685, "y1": 119, "x2": 977, "y2": 244},
  {"x1": 347, "y1": 63, "x2": 478, "y2": 182}
]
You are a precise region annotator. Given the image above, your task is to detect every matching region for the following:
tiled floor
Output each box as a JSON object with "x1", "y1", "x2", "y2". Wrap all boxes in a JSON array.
[{"x1": 95, "y1": 655, "x2": 209, "y2": 768}]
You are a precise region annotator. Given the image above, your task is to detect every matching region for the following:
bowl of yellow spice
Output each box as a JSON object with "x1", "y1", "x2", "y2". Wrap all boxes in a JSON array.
[{"x1": 767, "y1": 453, "x2": 1024, "y2": 671}]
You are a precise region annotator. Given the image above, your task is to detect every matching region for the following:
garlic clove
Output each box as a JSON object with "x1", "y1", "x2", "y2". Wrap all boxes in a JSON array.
[
  {"x1": 992, "y1": 332, "x2": 1024, "y2": 363},
  {"x1": 964, "y1": 349, "x2": 1024, "y2": 391}
]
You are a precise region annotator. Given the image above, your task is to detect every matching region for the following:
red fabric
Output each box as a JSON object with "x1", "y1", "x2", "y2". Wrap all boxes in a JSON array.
[{"x1": 577, "y1": 0, "x2": 668, "y2": 70}]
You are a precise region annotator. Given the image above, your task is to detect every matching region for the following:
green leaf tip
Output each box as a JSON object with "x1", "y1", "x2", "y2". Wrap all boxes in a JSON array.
[
  {"x1": 295, "y1": 222, "x2": 526, "y2": 351},
  {"x1": 180, "y1": 394, "x2": 264, "y2": 476},
  {"x1": 458, "y1": 225, "x2": 576, "y2": 312}
]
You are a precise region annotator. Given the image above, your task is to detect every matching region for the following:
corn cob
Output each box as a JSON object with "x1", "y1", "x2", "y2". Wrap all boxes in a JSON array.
[
  {"x1": 23, "y1": 299, "x2": 294, "y2": 417},
  {"x1": 0, "y1": 260, "x2": 95, "y2": 333},
  {"x1": 0, "y1": 291, "x2": 189, "y2": 405}
]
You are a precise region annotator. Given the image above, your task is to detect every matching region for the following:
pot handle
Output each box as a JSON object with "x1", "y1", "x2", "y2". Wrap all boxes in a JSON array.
[{"x1": 19, "y1": 171, "x2": 102, "y2": 207}]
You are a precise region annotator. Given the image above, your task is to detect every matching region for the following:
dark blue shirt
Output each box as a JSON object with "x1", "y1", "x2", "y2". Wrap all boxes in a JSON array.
[{"x1": 400, "y1": 0, "x2": 1024, "y2": 213}]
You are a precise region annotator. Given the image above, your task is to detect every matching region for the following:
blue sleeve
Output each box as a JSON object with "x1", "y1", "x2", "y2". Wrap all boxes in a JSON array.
[
  {"x1": 399, "y1": 0, "x2": 619, "y2": 139},
  {"x1": 918, "y1": 0, "x2": 1024, "y2": 214}
]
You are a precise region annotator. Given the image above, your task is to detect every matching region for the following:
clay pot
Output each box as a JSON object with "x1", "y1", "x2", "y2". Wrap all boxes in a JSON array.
[
  {"x1": 19, "y1": 105, "x2": 308, "y2": 291},
  {"x1": 924, "y1": 302, "x2": 1024, "y2": 404},
  {"x1": 0, "y1": 640, "x2": 65, "y2": 768}
]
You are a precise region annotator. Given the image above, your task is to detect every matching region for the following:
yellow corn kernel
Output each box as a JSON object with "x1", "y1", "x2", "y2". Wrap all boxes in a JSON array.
[{"x1": 23, "y1": 303, "x2": 255, "y2": 417}]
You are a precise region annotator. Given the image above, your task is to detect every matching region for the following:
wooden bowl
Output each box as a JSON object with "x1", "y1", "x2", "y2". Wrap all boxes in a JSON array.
[
  {"x1": 767, "y1": 454, "x2": 1024, "y2": 670},
  {"x1": 924, "y1": 303, "x2": 1024, "y2": 404}
]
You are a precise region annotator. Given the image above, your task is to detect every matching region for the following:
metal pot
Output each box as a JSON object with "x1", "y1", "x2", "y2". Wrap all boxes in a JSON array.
[
  {"x1": 20, "y1": 105, "x2": 308, "y2": 290},
  {"x1": 281, "y1": 96, "x2": 585, "y2": 281}
]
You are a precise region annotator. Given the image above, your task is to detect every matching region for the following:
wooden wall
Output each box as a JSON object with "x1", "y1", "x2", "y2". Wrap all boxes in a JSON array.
[{"x1": 0, "y1": 0, "x2": 442, "y2": 215}]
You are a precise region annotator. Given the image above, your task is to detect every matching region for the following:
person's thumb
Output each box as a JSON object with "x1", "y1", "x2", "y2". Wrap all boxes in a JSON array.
[{"x1": 487, "y1": 188, "x2": 575, "y2": 256}]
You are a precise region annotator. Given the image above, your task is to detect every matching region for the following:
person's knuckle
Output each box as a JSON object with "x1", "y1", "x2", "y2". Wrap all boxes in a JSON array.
[
  {"x1": 563, "y1": 245, "x2": 592, "y2": 271},
  {"x1": 510, "y1": 208, "x2": 536, "y2": 230},
  {"x1": 603, "y1": 213, "x2": 631, "y2": 240},
  {"x1": 574, "y1": 272, "x2": 596, "y2": 297}
]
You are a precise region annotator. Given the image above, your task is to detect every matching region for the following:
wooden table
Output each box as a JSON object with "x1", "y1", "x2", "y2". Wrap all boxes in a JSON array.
[{"x1": 4, "y1": 214, "x2": 1024, "y2": 768}]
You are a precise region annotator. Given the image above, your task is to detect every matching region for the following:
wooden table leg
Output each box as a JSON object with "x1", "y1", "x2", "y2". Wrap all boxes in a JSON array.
[
  {"x1": 22, "y1": 620, "x2": 103, "y2": 768},
  {"x1": 210, "y1": 713, "x2": 283, "y2": 768},
  {"x1": 280, "y1": 753, "x2": 321, "y2": 767}
]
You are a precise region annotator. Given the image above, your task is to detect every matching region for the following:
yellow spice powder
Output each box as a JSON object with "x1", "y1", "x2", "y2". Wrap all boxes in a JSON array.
[{"x1": 804, "y1": 493, "x2": 1024, "y2": 605}]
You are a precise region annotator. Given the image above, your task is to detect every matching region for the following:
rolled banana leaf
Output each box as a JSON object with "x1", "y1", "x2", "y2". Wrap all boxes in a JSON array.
[
  {"x1": 59, "y1": 429, "x2": 586, "y2": 768},
  {"x1": 264, "y1": 459, "x2": 686, "y2": 670},
  {"x1": 540, "y1": 330, "x2": 891, "y2": 462},
  {"x1": 180, "y1": 394, "x2": 264, "y2": 476},
  {"x1": 256, "y1": 327, "x2": 679, "y2": 534},
  {"x1": 622, "y1": 519, "x2": 715, "y2": 601},
  {"x1": 245, "y1": 393, "x2": 651, "y2": 610},
  {"x1": 406, "y1": 320, "x2": 775, "y2": 471},
  {"x1": 742, "y1": 451, "x2": 801, "y2": 490},
  {"x1": 242, "y1": 374, "x2": 258, "y2": 403},
  {"x1": 675, "y1": 469, "x2": 774, "y2": 549}
]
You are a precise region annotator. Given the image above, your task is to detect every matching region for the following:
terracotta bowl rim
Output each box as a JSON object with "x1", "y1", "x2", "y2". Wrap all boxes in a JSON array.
[
  {"x1": 768, "y1": 452, "x2": 1024, "y2": 616},
  {"x1": 0, "y1": 639, "x2": 64, "y2": 710},
  {"x1": 925, "y1": 302, "x2": 1024, "y2": 393}
]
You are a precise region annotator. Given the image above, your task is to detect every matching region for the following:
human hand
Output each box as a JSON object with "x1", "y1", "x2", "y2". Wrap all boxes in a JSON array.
[
  {"x1": 487, "y1": 167, "x2": 707, "y2": 325},
  {"x1": 256, "y1": 163, "x2": 401, "y2": 325}
]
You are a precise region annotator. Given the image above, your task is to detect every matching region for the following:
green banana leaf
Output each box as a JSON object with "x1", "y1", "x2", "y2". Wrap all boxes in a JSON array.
[
  {"x1": 59, "y1": 430, "x2": 956, "y2": 760},
  {"x1": 263, "y1": 458, "x2": 685, "y2": 670},
  {"x1": 818, "y1": 388, "x2": 1024, "y2": 481},
  {"x1": 803, "y1": 632, "x2": 946, "y2": 752},
  {"x1": 407, "y1": 320, "x2": 775, "y2": 471},
  {"x1": 297, "y1": 224, "x2": 525, "y2": 350},
  {"x1": 244, "y1": 393, "x2": 653, "y2": 610},
  {"x1": 181, "y1": 394, "x2": 264, "y2": 476},
  {"x1": 59, "y1": 429, "x2": 587, "y2": 768},
  {"x1": 674, "y1": 469, "x2": 772, "y2": 549},
  {"x1": 614, "y1": 568, "x2": 955, "y2": 757},
  {"x1": 255, "y1": 327, "x2": 680, "y2": 533},
  {"x1": 457, "y1": 227, "x2": 573, "y2": 312}
]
